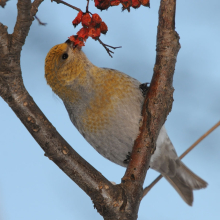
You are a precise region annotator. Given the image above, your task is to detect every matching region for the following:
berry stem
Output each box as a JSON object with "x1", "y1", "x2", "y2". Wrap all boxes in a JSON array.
[
  {"x1": 86, "y1": 0, "x2": 90, "y2": 13},
  {"x1": 98, "y1": 38, "x2": 122, "y2": 58},
  {"x1": 51, "y1": 0, "x2": 81, "y2": 12}
]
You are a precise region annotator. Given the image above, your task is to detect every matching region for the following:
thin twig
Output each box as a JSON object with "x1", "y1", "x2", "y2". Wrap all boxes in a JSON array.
[
  {"x1": 142, "y1": 120, "x2": 220, "y2": 199},
  {"x1": 179, "y1": 121, "x2": 220, "y2": 159},
  {"x1": 34, "y1": 15, "x2": 47, "y2": 26},
  {"x1": 98, "y1": 38, "x2": 122, "y2": 58},
  {"x1": 142, "y1": 175, "x2": 163, "y2": 197},
  {"x1": 51, "y1": 0, "x2": 81, "y2": 12},
  {"x1": 86, "y1": 0, "x2": 89, "y2": 12}
]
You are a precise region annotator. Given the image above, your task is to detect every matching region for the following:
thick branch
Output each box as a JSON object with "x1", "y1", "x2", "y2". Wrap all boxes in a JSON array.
[
  {"x1": 0, "y1": 1, "x2": 127, "y2": 219},
  {"x1": 10, "y1": 0, "x2": 43, "y2": 53},
  {"x1": 0, "y1": 23, "x2": 8, "y2": 63},
  {"x1": 31, "y1": 0, "x2": 44, "y2": 16},
  {"x1": 0, "y1": 0, "x2": 9, "y2": 8},
  {"x1": 0, "y1": 1, "x2": 180, "y2": 220},
  {"x1": 120, "y1": 0, "x2": 180, "y2": 218},
  {"x1": 1, "y1": 83, "x2": 123, "y2": 213},
  {"x1": 12, "y1": 0, "x2": 32, "y2": 52}
]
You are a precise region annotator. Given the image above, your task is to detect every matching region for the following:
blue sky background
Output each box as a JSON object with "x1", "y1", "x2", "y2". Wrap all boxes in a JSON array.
[{"x1": 0, "y1": 0, "x2": 219, "y2": 219}]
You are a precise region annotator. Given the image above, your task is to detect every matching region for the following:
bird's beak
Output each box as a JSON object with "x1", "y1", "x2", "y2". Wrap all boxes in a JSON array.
[
  {"x1": 65, "y1": 39, "x2": 73, "y2": 47},
  {"x1": 65, "y1": 39, "x2": 82, "y2": 51}
]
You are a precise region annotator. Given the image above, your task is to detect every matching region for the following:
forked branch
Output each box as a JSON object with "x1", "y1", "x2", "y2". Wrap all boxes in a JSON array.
[{"x1": 0, "y1": 1, "x2": 181, "y2": 220}]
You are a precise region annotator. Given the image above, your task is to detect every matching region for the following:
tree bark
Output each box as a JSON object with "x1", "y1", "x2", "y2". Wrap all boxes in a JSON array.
[{"x1": 0, "y1": 0, "x2": 180, "y2": 219}]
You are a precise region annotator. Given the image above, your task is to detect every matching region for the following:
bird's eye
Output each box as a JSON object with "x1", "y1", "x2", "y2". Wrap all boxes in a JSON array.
[{"x1": 62, "y1": 53, "x2": 68, "y2": 60}]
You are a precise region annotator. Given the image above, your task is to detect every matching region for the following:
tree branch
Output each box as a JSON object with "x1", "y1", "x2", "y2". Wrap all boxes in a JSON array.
[
  {"x1": 0, "y1": 23, "x2": 8, "y2": 55},
  {"x1": 51, "y1": 0, "x2": 81, "y2": 12},
  {"x1": 34, "y1": 15, "x2": 47, "y2": 26},
  {"x1": 31, "y1": 0, "x2": 44, "y2": 16},
  {"x1": 12, "y1": 0, "x2": 32, "y2": 52},
  {"x1": 120, "y1": 0, "x2": 180, "y2": 217},
  {"x1": 98, "y1": 38, "x2": 122, "y2": 58},
  {"x1": 0, "y1": 0, "x2": 180, "y2": 219},
  {"x1": 0, "y1": 0, "x2": 9, "y2": 8},
  {"x1": 0, "y1": 1, "x2": 127, "y2": 219}
]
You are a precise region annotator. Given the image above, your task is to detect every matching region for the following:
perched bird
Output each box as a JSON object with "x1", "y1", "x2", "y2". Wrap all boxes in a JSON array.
[{"x1": 45, "y1": 40, "x2": 207, "y2": 206}]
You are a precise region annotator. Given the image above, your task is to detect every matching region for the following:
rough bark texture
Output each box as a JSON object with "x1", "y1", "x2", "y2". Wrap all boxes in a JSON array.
[
  {"x1": 0, "y1": 0, "x2": 180, "y2": 220},
  {"x1": 120, "y1": 1, "x2": 180, "y2": 218},
  {"x1": 0, "y1": 0, "x2": 9, "y2": 8}
]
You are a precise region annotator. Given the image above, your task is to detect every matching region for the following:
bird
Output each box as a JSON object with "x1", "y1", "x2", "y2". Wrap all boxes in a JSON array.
[{"x1": 45, "y1": 39, "x2": 207, "y2": 206}]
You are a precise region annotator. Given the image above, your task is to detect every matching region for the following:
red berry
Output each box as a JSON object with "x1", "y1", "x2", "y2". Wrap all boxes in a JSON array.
[
  {"x1": 72, "y1": 11, "x2": 83, "y2": 27},
  {"x1": 82, "y1": 13, "x2": 92, "y2": 27},
  {"x1": 100, "y1": 21, "x2": 108, "y2": 34}
]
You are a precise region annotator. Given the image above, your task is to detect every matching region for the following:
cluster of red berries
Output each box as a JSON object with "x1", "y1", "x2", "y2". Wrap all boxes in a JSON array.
[
  {"x1": 95, "y1": 0, "x2": 150, "y2": 11},
  {"x1": 69, "y1": 11, "x2": 108, "y2": 47},
  {"x1": 69, "y1": 0, "x2": 150, "y2": 47}
]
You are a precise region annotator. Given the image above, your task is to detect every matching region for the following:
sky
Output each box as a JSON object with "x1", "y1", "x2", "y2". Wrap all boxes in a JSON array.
[{"x1": 0, "y1": 0, "x2": 220, "y2": 220}]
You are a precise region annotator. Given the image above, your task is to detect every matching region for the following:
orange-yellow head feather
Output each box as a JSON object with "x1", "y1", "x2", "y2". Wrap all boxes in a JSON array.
[{"x1": 45, "y1": 42, "x2": 92, "y2": 102}]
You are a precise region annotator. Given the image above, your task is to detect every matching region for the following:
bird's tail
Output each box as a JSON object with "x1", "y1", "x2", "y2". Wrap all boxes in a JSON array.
[{"x1": 163, "y1": 161, "x2": 208, "y2": 206}]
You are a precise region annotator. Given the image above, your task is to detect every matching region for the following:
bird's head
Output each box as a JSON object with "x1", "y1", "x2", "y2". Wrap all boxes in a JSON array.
[
  {"x1": 45, "y1": 40, "x2": 92, "y2": 101},
  {"x1": 45, "y1": 40, "x2": 83, "y2": 86}
]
